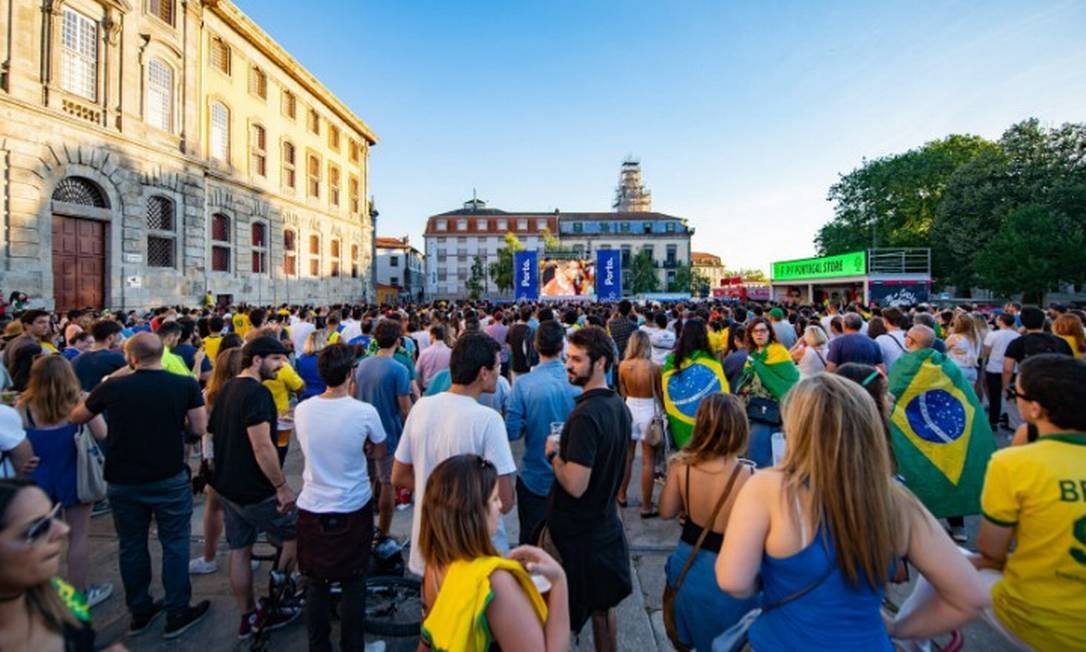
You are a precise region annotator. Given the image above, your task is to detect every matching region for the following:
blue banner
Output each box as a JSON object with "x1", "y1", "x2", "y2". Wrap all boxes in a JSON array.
[
  {"x1": 596, "y1": 249, "x2": 622, "y2": 301},
  {"x1": 514, "y1": 250, "x2": 539, "y2": 301}
]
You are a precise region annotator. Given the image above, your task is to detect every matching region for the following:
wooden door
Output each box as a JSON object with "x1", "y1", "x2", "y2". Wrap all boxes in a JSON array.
[{"x1": 52, "y1": 216, "x2": 105, "y2": 312}]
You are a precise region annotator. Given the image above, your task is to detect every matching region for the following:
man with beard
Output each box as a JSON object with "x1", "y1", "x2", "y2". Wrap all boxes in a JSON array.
[
  {"x1": 208, "y1": 336, "x2": 300, "y2": 638},
  {"x1": 545, "y1": 325, "x2": 632, "y2": 652}
]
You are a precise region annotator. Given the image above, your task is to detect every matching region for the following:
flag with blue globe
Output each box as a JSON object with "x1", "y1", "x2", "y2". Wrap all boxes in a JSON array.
[{"x1": 888, "y1": 349, "x2": 997, "y2": 518}]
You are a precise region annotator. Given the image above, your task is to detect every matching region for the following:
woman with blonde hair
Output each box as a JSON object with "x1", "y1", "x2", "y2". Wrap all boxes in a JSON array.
[
  {"x1": 789, "y1": 324, "x2": 829, "y2": 378},
  {"x1": 419, "y1": 454, "x2": 569, "y2": 652},
  {"x1": 616, "y1": 329, "x2": 662, "y2": 515},
  {"x1": 16, "y1": 356, "x2": 111, "y2": 608},
  {"x1": 189, "y1": 347, "x2": 244, "y2": 575},
  {"x1": 1052, "y1": 313, "x2": 1086, "y2": 358},
  {"x1": 945, "y1": 313, "x2": 981, "y2": 383},
  {"x1": 716, "y1": 374, "x2": 988, "y2": 650},
  {"x1": 659, "y1": 394, "x2": 758, "y2": 650},
  {"x1": 296, "y1": 329, "x2": 330, "y2": 401}
]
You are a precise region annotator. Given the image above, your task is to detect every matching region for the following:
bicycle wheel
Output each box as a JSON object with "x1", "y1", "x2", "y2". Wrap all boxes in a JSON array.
[{"x1": 364, "y1": 575, "x2": 423, "y2": 638}]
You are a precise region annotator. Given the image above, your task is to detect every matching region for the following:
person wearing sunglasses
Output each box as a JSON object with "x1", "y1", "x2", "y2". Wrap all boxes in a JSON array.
[{"x1": 0, "y1": 478, "x2": 109, "y2": 652}]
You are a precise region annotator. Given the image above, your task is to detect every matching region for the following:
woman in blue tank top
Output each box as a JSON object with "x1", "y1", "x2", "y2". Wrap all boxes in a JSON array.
[{"x1": 715, "y1": 374, "x2": 989, "y2": 651}]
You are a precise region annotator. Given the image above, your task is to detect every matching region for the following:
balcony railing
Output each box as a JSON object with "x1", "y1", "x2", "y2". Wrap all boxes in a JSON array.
[{"x1": 867, "y1": 248, "x2": 931, "y2": 275}]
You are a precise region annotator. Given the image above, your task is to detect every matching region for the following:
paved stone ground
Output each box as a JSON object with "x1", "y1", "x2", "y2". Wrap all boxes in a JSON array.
[{"x1": 81, "y1": 436, "x2": 1016, "y2": 651}]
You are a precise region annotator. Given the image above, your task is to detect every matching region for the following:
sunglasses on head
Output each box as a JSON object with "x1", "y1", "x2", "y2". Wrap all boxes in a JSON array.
[{"x1": 22, "y1": 502, "x2": 62, "y2": 546}]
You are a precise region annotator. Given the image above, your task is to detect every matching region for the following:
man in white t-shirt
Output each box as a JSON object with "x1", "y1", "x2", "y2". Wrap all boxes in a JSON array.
[
  {"x1": 876, "y1": 307, "x2": 910, "y2": 373},
  {"x1": 820, "y1": 303, "x2": 841, "y2": 340},
  {"x1": 983, "y1": 313, "x2": 1020, "y2": 430},
  {"x1": 392, "y1": 332, "x2": 517, "y2": 576},
  {"x1": 289, "y1": 312, "x2": 316, "y2": 355},
  {"x1": 0, "y1": 404, "x2": 36, "y2": 478},
  {"x1": 293, "y1": 343, "x2": 387, "y2": 652},
  {"x1": 339, "y1": 308, "x2": 363, "y2": 344}
]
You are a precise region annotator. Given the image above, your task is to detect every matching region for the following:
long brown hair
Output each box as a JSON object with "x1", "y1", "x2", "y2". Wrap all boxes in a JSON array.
[
  {"x1": 1053, "y1": 314, "x2": 1086, "y2": 355},
  {"x1": 205, "y1": 348, "x2": 243, "y2": 411},
  {"x1": 624, "y1": 330, "x2": 651, "y2": 361},
  {"x1": 778, "y1": 374, "x2": 910, "y2": 590},
  {"x1": 0, "y1": 480, "x2": 79, "y2": 632},
  {"x1": 20, "y1": 356, "x2": 81, "y2": 425},
  {"x1": 950, "y1": 313, "x2": 980, "y2": 348},
  {"x1": 673, "y1": 393, "x2": 749, "y2": 466},
  {"x1": 418, "y1": 455, "x2": 498, "y2": 570}
]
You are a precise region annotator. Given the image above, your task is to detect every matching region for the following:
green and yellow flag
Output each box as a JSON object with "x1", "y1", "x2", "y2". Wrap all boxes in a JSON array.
[
  {"x1": 888, "y1": 349, "x2": 996, "y2": 518},
  {"x1": 743, "y1": 343, "x2": 799, "y2": 400},
  {"x1": 662, "y1": 350, "x2": 729, "y2": 449}
]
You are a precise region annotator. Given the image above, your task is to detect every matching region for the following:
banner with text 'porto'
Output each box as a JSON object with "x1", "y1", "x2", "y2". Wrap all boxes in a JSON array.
[
  {"x1": 596, "y1": 249, "x2": 622, "y2": 301},
  {"x1": 514, "y1": 250, "x2": 539, "y2": 301}
]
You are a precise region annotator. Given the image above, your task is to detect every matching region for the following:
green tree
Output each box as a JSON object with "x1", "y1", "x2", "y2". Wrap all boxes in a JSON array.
[
  {"x1": 539, "y1": 227, "x2": 562, "y2": 252},
  {"x1": 692, "y1": 269, "x2": 712, "y2": 297},
  {"x1": 488, "y1": 232, "x2": 525, "y2": 293},
  {"x1": 724, "y1": 268, "x2": 768, "y2": 283},
  {"x1": 467, "y1": 255, "x2": 486, "y2": 300},
  {"x1": 629, "y1": 249, "x2": 659, "y2": 294},
  {"x1": 671, "y1": 263, "x2": 693, "y2": 294},
  {"x1": 973, "y1": 204, "x2": 1086, "y2": 304}
]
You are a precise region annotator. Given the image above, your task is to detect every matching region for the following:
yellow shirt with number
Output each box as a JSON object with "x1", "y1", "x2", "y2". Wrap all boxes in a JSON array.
[
  {"x1": 232, "y1": 313, "x2": 251, "y2": 338},
  {"x1": 980, "y1": 433, "x2": 1086, "y2": 652}
]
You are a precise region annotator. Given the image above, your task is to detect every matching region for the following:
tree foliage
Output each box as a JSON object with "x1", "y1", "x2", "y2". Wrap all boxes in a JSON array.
[
  {"x1": 488, "y1": 233, "x2": 525, "y2": 293},
  {"x1": 629, "y1": 249, "x2": 659, "y2": 294},
  {"x1": 671, "y1": 263, "x2": 693, "y2": 294},
  {"x1": 467, "y1": 255, "x2": 486, "y2": 300}
]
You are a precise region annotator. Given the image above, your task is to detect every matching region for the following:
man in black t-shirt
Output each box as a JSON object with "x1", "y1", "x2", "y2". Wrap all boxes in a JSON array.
[
  {"x1": 71, "y1": 333, "x2": 210, "y2": 638},
  {"x1": 508, "y1": 305, "x2": 536, "y2": 381},
  {"x1": 71, "y1": 320, "x2": 126, "y2": 392},
  {"x1": 208, "y1": 336, "x2": 300, "y2": 637},
  {"x1": 1002, "y1": 307, "x2": 1073, "y2": 429},
  {"x1": 545, "y1": 326, "x2": 632, "y2": 649}
]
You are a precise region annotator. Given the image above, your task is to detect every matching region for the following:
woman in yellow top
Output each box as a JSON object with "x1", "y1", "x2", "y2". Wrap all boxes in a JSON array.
[
  {"x1": 251, "y1": 327, "x2": 305, "y2": 465},
  {"x1": 420, "y1": 455, "x2": 569, "y2": 652},
  {"x1": 1052, "y1": 313, "x2": 1086, "y2": 358}
]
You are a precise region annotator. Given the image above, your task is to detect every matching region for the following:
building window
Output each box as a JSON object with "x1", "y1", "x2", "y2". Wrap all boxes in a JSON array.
[
  {"x1": 307, "y1": 153, "x2": 320, "y2": 197},
  {"x1": 642, "y1": 222, "x2": 652, "y2": 234},
  {"x1": 600, "y1": 222, "x2": 611, "y2": 233},
  {"x1": 283, "y1": 228, "x2": 297, "y2": 276},
  {"x1": 666, "y1": 244, "x2": 677, "y2": 264},
  {"x1": 53, "y1": 177, "x2": 108, "y2": 207},
  {"x1": 146, "y1": 58, "x2": 173, "y2": 132},
  {"x1": 436, "y1": 220, "x2": 447, "y2": 231},
  {"x1": 249, "y1": 123, "x2": 266, "y2": 177},
  {"x1": 348, "y1": 140, "x2": 360, "y2": 163},
  {"x1": 251, "y1": 222, "x2": 267, "y2": 274},
  {"x1": 248, "y1": 66, "x2": 267, "y2": 99},
  {"x1": 149, "y1": 0, "x2": 174, "y2": 25},
  {"x1": 281, "y1": 141, "x2": 296, "y2": 189},
  {"x1": 389, "y1": 255, "x2": 399, "y2": 267},
  {"x1": 537, "y1": 219, "x2": 547, "y2": 230},
  {"x1": 496, "y1": 219, "x2": 507, "y2": 230},
  {"x1": 330, "y1": 239, "x2": 341, "y2": 277},
  {"x1": 211, "y1": 213, "x2": 231, "y2": 272},
  {"x1": 517, "y1": 219, "x2": 527, "y2": 230},
  {"x1": 642, "y1": 244, "x2": 654, "y2": 259},
  {"x1": 209, "y1": 36, "x2": 230, "y2": 75},
  {"x1": 457, "y1": 220, "x2": 467, "y2": 231},
  {"x1": 351, "y1": 244, "x2": 359, "y2": 278},
  {"x1": 573, "y1": 222, "x2": 583, "y2": 233},
  {"x1": 309, "y1": 234, "x2": 320, "y2": 276},
  {"x1": 307, "y1": 109, "x2": 319, "y2": 135},
  {"x1": 328, "y1": 125, "x2": 340, "y2": 151},
  {"x1": 146, "y1": 196, "x2": 176, "y2": 268},
  {"x1": 620, "y1": 222, "x2": 630, "y2": 232},
  {"x1": 60, "y1": 8, "x2": 97, "y2": 100},
  {"x1": 210, "y1": 102, "x2": 229, "y2": 162},
  {"x1": 348, "y1": 175, "x2": 360, "y2": 214},
  {"x1": 476, "y1": 219, "x2": 487, "y2": 230},
  {"x1": 281, "y1": 89, "x2": 296, "y2": 119},
  {"x1": 328, "y1": 164, "x2": 340, "y2": 207},
  {"x1": 390, "y1": 276, "x2": 399, "y2": 286},
  {"x1": 621, "y1": 245, "x2": 631, "y2": 267},
  {"x1": 665, "y1": 221, "x2": 676, "y2": 233}
]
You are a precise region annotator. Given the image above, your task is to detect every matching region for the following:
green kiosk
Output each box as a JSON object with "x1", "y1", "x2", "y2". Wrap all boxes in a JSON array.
[{"x1": 770, "y1": 249, "x2": 932, "y2": 307}]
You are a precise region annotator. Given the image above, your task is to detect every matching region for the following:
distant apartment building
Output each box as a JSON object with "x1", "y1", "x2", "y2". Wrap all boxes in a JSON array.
[
  {"x1": 0, "y1": 0, "x2": 376, "y2": 310},
  {"x1": 423, "y1": 161, "x2": 693, "y2": 298},
  {"x1": 692, "y1": 251, "x2": 728, "y2": 289},
  {"x1": 375, "y1": 236, "x2": 425, "y2": 302}
]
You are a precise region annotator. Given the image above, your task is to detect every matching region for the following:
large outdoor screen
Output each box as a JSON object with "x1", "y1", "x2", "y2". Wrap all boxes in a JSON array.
[{"x1": 540, "y1": 257, "x2": 595, "y2": 297}]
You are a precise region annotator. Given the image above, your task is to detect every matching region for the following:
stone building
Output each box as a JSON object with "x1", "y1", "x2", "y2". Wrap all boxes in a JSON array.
[
  {"x1": 375, "y1": 236, "x2": 425, "y2": 303},
  {"x1": 0, "y1": 0, "x2": 377, "y2": 311},
  {"x1": 692, "y1": 251, "x2": 727, "y2": 290}
]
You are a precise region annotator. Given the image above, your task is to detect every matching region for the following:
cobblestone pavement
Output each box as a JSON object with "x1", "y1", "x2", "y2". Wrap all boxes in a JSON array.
[{"x1": 84, "y1": 438, "x2": 1013, "y2": 651}]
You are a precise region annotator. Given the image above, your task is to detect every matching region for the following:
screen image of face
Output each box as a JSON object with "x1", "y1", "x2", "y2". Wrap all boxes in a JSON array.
[{"x1": 541, "y1": 259, "x2": 595, "y2": 297}]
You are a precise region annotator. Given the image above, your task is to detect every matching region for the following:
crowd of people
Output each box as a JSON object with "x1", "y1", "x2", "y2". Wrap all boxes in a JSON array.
[{"x1": 0, "y1": 295, "x2": 1083, "y2": 651}]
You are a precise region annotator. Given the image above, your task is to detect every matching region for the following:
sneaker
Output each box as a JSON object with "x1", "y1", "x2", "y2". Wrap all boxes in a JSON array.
[
  {"x1": 129, "y1": 599, "x2": 165, "y2": 636},
  {"x1": 188, "y1": 557, "x2": 218, "y2": 575},
  {"x1": 90, "y1": 500, "x2": 111, "y2": 517},
  {"x1": 237, "y1": 604, "x2": 302, "y2": 640},
  {"x1": 163, "y1": 600, "x2": 211, "y2": 640},
  {"x1": 86, "y1": 583, "x2": 113, "y2": 609}
]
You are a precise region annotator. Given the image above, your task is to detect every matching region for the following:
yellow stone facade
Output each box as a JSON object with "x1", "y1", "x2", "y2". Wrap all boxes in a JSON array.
[{"x1": 0, "y1": 0, "x2": 377, "y2": 310}]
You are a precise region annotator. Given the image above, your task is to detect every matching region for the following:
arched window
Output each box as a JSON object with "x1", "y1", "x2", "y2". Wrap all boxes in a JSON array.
[
  {"x1": 211, "y1": 213, "x2": 231, "y2": 272},
  {"x1": 52, "y1": 177, "x2": 108, "y2": 207},
  {"x1": 251, "y1": 222, "x2": 267, "y2": 274},
  {"x1": 146, "y1": 58, "x2": 173, "y2": 132},
  {"x1": 60, "y1": 8, "x2": 98, "y2": 101},
  {"x1": 330, "y1": 239, "x2": 341, "y2": 277},
  {"x1": 146, "y1": 196, "x2": 176, "y2": 268},
  {"x1": 351, "y1": 243, "x2": 360, "y2": 279},
  {"x1": 308, "y1": 234, "x2": 321, "y2": 277},
  {"x1": 209, "y1": 36, "x2": 230, "y2": 75},
  {"x1": 249, "y1": 123, "x2": 266, "y2": 177},
  {"x1": 281, "y1": 141, "x2": 296, "y2": 189},
  {"x1": 210, "y1": 102, "x2": 230, "y2": 162},
  {"x1": 283, "y1": 229, "x2": 297, "y2": 276}
]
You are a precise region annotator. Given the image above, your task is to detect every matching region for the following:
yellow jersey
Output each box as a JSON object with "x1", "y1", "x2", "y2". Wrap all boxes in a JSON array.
[
  {"x1": 262, "y1": 364, "x2": 304, "y2": 417},
  {"x1": 980, "y1": 433, "x2": 1086, "y2": 651},
  {"x1": 232, "y1": 313, "x2": 251, "y2": 338},
  {"x1": 203, "y1": 336, "x2": 223, "y2": 366}
]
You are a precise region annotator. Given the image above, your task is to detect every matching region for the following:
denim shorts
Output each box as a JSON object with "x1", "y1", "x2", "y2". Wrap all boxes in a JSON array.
[{"x1": 220, "y1": 494, "x2": 297, "y2": 550}]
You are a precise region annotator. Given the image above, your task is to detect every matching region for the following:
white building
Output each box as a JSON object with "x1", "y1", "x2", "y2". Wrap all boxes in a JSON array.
[
  {"x1": 375, "y1": 237, "x2": 425, "y2": 302},
  {"x1": 692, "y1": 252, "x2": 728, "y2": 290}
]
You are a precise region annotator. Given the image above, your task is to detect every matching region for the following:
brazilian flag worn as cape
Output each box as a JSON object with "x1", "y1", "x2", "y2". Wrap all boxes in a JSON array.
[
  {"x1": 663, "y1": 349, "x2": 728, "y2": 449},
  {"x1": 888, "y1": 349, "x2": 996, "y2": 518}
]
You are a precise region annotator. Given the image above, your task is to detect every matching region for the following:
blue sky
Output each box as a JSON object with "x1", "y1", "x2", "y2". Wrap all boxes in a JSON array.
[{"x1": 235, "y1": 0, "x2": 1086, "y2": 271}]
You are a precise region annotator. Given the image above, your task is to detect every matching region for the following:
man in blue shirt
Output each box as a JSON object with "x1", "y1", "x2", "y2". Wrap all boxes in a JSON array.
[
  {"x1": 505, "y1": 320, "x2": 580, "y2": 543},
  {"x1": 825, "y1": 312, "x2": 886, "y2": 374}
]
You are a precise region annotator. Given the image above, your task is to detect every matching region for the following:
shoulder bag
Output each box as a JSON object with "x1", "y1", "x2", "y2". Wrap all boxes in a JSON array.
[
  {"x1": 663, "y1": 461, "x2": 746, "y2": 651},
  {"x1": 75, "y1": 425, "x2": 107, "y2": 504},
  {"x1": 644, "y1": 366, "x2": 668, "y2": 447}
]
